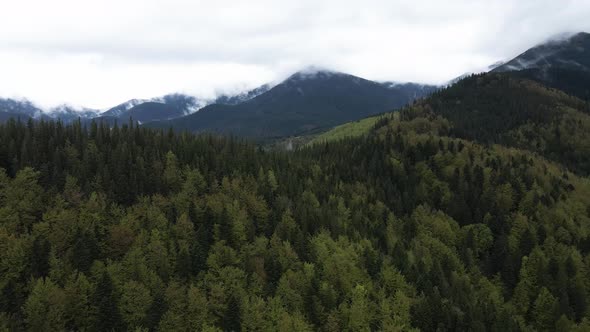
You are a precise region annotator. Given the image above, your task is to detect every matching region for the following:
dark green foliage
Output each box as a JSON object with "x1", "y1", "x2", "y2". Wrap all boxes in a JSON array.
[
  {"x1": 400, "y1": 73, "x2": 590, "y2": 174},
  {"x1": 224, "y1": 294, "x2": 242, "y2": 332},
  {"x1": 1, "y1": 78, "x2": 590, "y2": 331},
  {"x1": 510, "y1": 67, "x2": 590, "y2": 102},
  {"x1": 94, "y1": 272, "x2": 123, "y2": 331},
  {"x1": 31, "y1": 236, "x2": 51, "y2": 278},
  {"x1": 71, "y1": 231, "x2": 99, "y2": 274}
]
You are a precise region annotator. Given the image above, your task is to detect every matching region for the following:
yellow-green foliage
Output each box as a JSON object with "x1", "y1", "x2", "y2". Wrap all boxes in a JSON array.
[{"x1": 308, "y1": 113, "x2": 396, "y2": 145}]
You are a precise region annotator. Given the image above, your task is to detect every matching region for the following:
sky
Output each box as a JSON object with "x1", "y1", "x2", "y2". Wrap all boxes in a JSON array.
[{"x1": 1, "y1": 0, "x2": 590, "y2": 109}]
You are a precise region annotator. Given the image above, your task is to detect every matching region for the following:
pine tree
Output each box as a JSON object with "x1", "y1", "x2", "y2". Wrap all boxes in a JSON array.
[
  {"x1": 532, "y1": 287, "x2": 558, "y2": 331},
  {"x1": 223, "y1": 294, "x2": 241, "y2": 332},
  {"x1": 94, "y1": 272, "x2": 123, "y2": 331}
]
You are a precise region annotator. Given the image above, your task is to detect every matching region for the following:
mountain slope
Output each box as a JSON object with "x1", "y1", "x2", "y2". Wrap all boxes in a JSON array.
[
  {"x1": 124, "y1": 102, "x2": 184, "y2": 123},
  {"x1": 102, "y1": 99, "x2": 146, "y2": 118},
  {"x1": 102, "y1": 93, "x2": 207, "y2": 123},
  {"x1": 494, "y1": 32, "x2": 590, "y2": 72},
  {"x1": 0, "y1": 99, "x2": 104, "y2": 123},
  {"x1": 46, "y1": 105, "x2": 100, "y2": 123},
  {"x1": 374, "y1": 73, "x2": 590, "y2": 175},
  {"x1": 493, "y1": 32, "x2": 590, "y2": 100},
  {"x1": 214, "y1": 83, "x2": 273, "y2": 105},
  {"x1": 0, "y1": 98, "x2": 42, "y2": 119},
  {"x1": 150, "y1": 69, "x2": 436, "y2": 139},
  {"x1": 508, "y1": 66, "x2": 590, "y2": 102}
]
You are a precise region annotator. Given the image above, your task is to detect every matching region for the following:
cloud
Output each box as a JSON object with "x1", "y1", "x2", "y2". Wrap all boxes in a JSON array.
[{"x1": 0, "y1": 0, "x2": 589, "y2": 108}]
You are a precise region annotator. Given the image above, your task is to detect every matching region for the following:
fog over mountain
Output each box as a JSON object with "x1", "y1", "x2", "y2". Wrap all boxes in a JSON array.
[{"x1": 1, "y1": 0, "x2": 589, "y2": 108}]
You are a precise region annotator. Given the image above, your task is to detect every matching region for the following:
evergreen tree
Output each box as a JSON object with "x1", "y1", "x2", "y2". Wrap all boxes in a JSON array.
[{"x1": 94, "y1": 272, "x2": 123, "y2": 331}]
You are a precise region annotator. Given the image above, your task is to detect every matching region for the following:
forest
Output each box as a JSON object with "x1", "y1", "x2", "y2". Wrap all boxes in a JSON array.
[{"x1": 2, "y1": 73, "x2": 590, "y2": 331}]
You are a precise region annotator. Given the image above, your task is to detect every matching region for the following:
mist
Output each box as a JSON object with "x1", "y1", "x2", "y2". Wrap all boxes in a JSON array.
[{"x1": 1, "y1": 0, "x2": 589, "y2": 108}]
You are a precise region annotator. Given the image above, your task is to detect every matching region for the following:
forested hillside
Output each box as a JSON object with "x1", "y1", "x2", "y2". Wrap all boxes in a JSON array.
[
  {"x1": 400, "y1": 73, "x2": 590, "y2": 175},
  {"x1": 316, "y1": 73, "x2": 590, "y2": 175},
  {"x1": 1, "y1": 98, "x2": 590, "y2": 331},
  {"x1": 493, "y1": 32, "x2": 590, "y2": 101}
]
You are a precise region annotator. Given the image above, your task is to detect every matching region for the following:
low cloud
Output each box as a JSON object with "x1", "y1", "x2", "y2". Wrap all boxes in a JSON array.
[{"x1": 1, "y1": 0, "x2": 589, "y2": 108}]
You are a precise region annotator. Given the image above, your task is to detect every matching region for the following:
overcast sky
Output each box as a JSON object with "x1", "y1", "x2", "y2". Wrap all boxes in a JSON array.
[{"x1": 1, "y1": 0, "x2": 589, "y2": 109}]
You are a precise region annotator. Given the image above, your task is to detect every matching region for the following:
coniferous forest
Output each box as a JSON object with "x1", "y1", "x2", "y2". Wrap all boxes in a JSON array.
[{"x1": 2, "y1": 72, "x2": 590, "y2": 331}]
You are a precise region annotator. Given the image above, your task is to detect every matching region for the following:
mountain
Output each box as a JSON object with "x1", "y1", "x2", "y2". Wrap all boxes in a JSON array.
[
  {"x1": 124, "y1": 102, "x2": 184, "y2": 124},
  {"x1": 214, "y1": 83, "x2": 273, "y2": 105},
  {"x1": 156, "y1": 93, "x2": 207, "y2": 114},
  {"x1": 46, "y1": 105, "x2": 101, "y2": 123},
  {"x1": 0, "y1": 70, "x2": 435, "y2": 131},
  {"x1": 0, "y1": 98, "x2": 43, "y2": 120},
  {"x1": 123, "y1": 97, "x2": 200, "y2": 123},
  {"x1": 100, "y1": 83, "x2": 276, "y2": 124},
  {"x1": 102, "y1": 99, "x2": 147, "y2": 118},
  {"x1": 102, "y1": 94, "x2": 207, "y2": 123},
  {"x1": 0, "y1": 89, "x2": 234, "y2": 125},
  {"x1": 149, "y1": 69, "x2": 437, "y2": 139},
  {"x1": 314, "y1": 70, "x2": 590, "y2": 175},
  {"x1": 0, "y1": 99, "x2": 104, "y2": 123},
  {"x1": 494, "y1": 32, "x2": 590, "y2": 72},
  {"x1": 493, "y1": 32, "x2": 590, "y2": 99},
  {"x1": 390, "y1": 72, "x2": 590, "y2": 174}
]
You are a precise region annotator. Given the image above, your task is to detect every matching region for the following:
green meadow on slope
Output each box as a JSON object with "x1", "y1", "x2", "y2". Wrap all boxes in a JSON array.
[{"x1": 308, "y1": 113, "x2": 395, "y2": 146}]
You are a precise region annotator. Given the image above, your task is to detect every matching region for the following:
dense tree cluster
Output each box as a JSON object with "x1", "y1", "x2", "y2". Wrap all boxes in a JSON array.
[
  {"x1": 511, "y1": 67, "x2": 590, "y2": 103},
  {"x1": 400, "y1": 73, "x2": 590, "y2": 175},
  {"x1": 1, "y1": 109, "x2": 590, "y2": 331}
]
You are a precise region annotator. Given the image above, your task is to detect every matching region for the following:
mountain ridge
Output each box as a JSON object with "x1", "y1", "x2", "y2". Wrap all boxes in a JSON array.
[
  {"x1": 2, "y1": 32, "x2": 588, "y2": 135},
  {"x1": 494, "y1": 32, "x2": 590, "y2": 73},
  {"x1": 146, "y1": 69, "x2": 437, "y2": 139},
  {"x1": 492, "y1": 32, "x2": 590, "y2": 100}
]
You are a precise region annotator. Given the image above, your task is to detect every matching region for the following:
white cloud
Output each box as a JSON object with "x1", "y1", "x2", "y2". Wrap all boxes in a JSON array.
[{"x1": 0, "y1": 0, "x2": 589, "y2": 108}]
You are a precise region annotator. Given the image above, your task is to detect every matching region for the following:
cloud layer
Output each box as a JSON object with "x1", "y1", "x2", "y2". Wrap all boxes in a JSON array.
[{"x1": 1, "y1": 0, "x2": 589, "y2": 108}]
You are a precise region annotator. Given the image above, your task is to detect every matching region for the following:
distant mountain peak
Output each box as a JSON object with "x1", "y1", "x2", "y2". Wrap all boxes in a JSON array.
[
  {"x1": 556, "y1": 31, "x2": 590, "y2": 42},
  {"x1": 487, "y1": 61, "x2": 506, "y2": 71},
  {"x1": 295, "y1": 65, "x2": 336, "y2": 74},
  {"x1": 285, "y1": 66, "x2": 350, "y2": 82},
  {"x1": 102, "y1": 99, "x2": 147, "y2": 116},
  {"x1": 149, "y1": 67, "x2": 438, "y2": 139},
  {"x1": 48, "y1": 104, "x2": 100, "y2": 115},
  {"x1": 488, "y1": 31, "x2": 590, "y2": 101},
  {"x1": 0, "y1": 97, "x2": 44, "y2": 119},
  {"x1": 493, "y1": 31, "x2": 590, "y2": 73}
]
